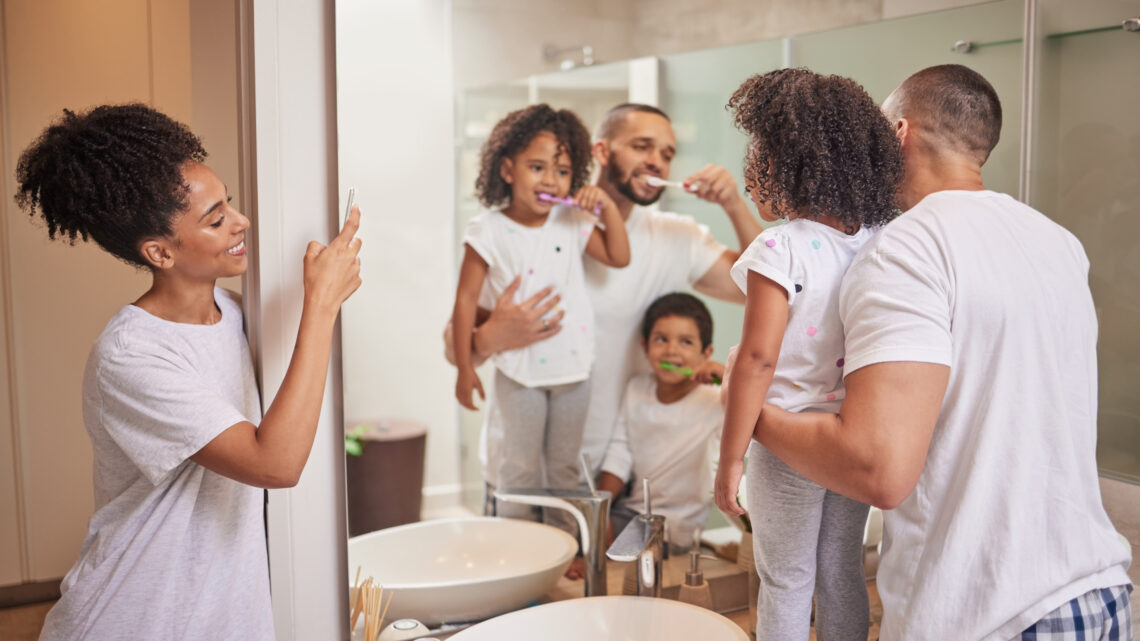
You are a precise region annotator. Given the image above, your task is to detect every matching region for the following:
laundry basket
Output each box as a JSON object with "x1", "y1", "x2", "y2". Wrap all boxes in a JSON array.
[{"x1": 345, "y1": 418, "x2": 427, "y2": 537}]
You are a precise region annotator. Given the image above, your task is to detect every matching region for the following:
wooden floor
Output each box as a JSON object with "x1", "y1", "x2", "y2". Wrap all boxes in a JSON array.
[{"x1": 0, "y1": 600, "x2": 52, "y2": 641}]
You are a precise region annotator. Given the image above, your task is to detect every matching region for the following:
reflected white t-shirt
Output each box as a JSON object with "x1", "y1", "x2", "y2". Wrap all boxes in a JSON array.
[
  {"x1": 841, "y1": 190, "x2": 1131, "y2": 640},
  {"x1": 600, "y1": 374, "x2": 723, "y2": 549},
  {"x1": 465, "y1": 206, "x2": 598, "y2": 387}
]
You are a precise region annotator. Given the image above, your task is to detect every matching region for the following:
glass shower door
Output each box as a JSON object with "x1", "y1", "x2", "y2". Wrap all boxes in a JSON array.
[{"x1": 1030, "y1": 1, "x2": 1140, "y2": 482}]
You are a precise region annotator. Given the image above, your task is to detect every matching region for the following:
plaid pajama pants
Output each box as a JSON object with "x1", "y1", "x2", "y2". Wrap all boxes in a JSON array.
[{"x1": 1021, "y1": 584, "x2": 1133, "y2": 640}]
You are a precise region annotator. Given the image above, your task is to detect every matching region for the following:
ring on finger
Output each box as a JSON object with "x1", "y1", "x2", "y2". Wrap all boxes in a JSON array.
[{"x1": 542, "y1": 318, "x2": 549, "y2": 329}]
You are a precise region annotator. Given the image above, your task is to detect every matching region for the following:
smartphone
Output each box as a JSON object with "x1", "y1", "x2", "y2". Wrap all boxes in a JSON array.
[{"x1": 343, "y1": 187, "x2": 356, "y2": 226}]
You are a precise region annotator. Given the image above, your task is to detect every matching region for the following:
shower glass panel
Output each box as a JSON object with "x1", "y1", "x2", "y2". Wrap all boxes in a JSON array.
[
  {"x1": 454, "y1": 62, "x2": 632, "y2": 513},
  {"x1": 1030, "y1": 1, "x2": 1140, "y2": 482},
  {"x1": 659, "y1": 40, "x2": 785, "y2": 363}
]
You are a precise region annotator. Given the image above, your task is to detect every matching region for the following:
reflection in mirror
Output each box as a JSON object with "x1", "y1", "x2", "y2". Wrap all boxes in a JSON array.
[
  {"x1": 335, "y1": 0, "x2": 1138, "y2": 636},
  {"x1": 453, "y1": 0, "x2": 1028, "y2": 519}
]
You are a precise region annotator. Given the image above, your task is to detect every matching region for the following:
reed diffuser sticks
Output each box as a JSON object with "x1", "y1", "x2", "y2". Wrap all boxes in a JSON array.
[{"x1": 349, "y1": 566, "x2": 394, "y2": 641}]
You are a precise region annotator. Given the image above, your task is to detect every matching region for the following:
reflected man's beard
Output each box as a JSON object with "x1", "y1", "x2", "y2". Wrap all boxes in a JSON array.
[{"x1": 606, "y1": 152, "x2": 663, "y2": 207}]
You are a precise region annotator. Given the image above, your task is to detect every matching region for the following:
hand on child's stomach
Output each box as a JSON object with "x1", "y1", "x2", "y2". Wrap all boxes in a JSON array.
[{"x1": 478, "y1": 277, "x2": 563, "y2": 354}]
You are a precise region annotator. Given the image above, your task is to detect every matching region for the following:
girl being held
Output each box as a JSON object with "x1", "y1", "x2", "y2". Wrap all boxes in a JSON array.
[
  {"x1": 452, "y1": 104, "x2": 629, "y2": 530},
  {"x1": 715, "y1": 69, "x2": 903, "y2": 641}
]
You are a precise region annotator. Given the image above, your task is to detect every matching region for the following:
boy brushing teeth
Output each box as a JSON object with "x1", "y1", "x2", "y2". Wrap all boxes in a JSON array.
[{"x1": 597, "y1": 292, "x2": 725, "y2": 551}]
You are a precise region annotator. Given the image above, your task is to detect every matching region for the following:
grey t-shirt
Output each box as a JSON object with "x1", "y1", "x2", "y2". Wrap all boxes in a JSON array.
[{"x1": 39, "y1": 288, "x2": 272, "y2": 641}]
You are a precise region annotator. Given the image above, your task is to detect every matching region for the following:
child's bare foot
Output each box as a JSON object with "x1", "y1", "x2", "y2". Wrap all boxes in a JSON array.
[{"x1": 563, "y1": 556, "x2": 585, "y2": 580}]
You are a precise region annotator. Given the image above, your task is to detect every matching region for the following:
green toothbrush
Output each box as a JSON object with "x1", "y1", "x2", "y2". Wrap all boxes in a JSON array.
[{"x1": 660, "y1": 361, "x2": 722, "y2": 385}]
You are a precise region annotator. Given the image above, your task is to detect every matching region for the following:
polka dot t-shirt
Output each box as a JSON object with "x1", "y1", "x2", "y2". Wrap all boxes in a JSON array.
[
  {"x1": 730, "y1": 218, "x2": 870, "y2": 413},
  {"x1": 464, "y1": 205, "x2": 597, "y2": 387}
]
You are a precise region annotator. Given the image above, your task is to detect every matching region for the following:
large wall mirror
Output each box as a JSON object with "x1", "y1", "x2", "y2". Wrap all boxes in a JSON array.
[{"x1": 333, "y1": 0, "x2": 1138, "y2": 623}]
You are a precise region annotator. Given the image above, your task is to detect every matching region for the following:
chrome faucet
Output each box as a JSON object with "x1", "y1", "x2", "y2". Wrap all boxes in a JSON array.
[
  {"x1": 493, "y1": 457, "x2": 611, "y2": 597},
  {"x1": 606, "y1": 478, "x2": 666, "y2": 597}
]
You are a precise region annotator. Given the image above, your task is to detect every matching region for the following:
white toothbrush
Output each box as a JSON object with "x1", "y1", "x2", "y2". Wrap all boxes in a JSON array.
[{"x1": 641, "y1": 175, "x2": 699, "y2": 192}]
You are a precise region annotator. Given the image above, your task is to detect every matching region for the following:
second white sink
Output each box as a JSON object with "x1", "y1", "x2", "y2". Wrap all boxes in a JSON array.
[
  {"x1": 347, "y1": 517, "x2": 576, "y2": 625},
  {"x1": 448, "y1": 596, "x2": 749, "y2": 640}
]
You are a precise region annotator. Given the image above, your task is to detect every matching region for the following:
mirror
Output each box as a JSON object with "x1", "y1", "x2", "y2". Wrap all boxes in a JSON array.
[
  {"x1": 448, "y1": 0, "x2": 1026, "y2": 520},
  {"x1": 333, "y1": 0, "x2": 1138, "y2": 623}
]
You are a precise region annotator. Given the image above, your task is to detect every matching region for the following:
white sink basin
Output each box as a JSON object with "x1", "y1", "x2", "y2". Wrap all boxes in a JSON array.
[
  {"x1": 347, "y1": 517, "x2": 576, "y2": 625},
  {"x1": 449, "y1": 596, "x2": 749, "y2": 640}
]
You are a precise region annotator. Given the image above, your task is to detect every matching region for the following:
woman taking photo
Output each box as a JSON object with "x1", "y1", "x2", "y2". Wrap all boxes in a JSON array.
[{"x1": 15, "y1": 103, "x2": 361, "y2": 640}]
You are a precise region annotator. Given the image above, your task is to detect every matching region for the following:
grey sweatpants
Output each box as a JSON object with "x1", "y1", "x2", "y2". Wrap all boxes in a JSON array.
[
  {"x1": 493, "y1": 369, "x2": 589, "y2": 536},
  {"x1": 747, "y1": 442, "x2": 870, "y2": 641}
]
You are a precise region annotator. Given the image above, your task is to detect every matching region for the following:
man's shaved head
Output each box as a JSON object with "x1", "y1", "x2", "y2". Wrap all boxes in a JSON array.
[
  {"x1": 595, "y1": 103, "x2": 670, "y2": 141},
  {"x1": 883, "y1": 64, "x2": 1002, "y2": 165}
]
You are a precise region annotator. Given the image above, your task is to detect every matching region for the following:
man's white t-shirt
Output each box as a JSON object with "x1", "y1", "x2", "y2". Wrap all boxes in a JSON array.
[
  {"x1": 483, "y1": 205, "x2": 725, "y2": 485},
  {"x1": 580, "y1": 205, "x2": 725, "y2": 472},
  {"x1": 466, "y1": 206, "x2": 597, "y2": 387},
  {"x1": 840, "y1": 190, "x2": 1131, "y2": 641},
  {"x1": 600, "y1": 374, "x2": 724, "y2": 549},
  {"x1": 39, "y1": 288, "x2": 273, "y2": 641},
  {"x1": 730, "y1": 218, "x2": 870, "y2": 414}
]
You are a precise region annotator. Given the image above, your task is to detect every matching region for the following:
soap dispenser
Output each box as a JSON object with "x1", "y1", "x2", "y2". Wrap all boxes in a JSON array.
[
  {"x1": 677, "y1": 549, "x2": 714, "y2": 609},
  {"x1": 677, "y1": 528, "x2": 714, "y2": 609}
]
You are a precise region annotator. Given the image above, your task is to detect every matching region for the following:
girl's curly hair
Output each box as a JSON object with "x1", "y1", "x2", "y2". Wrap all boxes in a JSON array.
[
  {"x1": 728, "y1": 68, "x2": 902, "y2": 229},
  {"x1": 15, "y1": 103, "x2": 207, "y2": 268},
  {"x1": 475, "y1": 104, "x2": 592, "y2": 210}
]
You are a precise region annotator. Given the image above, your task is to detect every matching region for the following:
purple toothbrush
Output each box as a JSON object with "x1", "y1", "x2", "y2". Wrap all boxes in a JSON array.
[{"x1": 538, "y1": 193, "x2": 602, "y2": 215}]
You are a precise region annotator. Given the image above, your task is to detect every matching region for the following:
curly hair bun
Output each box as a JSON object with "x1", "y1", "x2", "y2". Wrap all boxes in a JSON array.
[
  {"x1": 15, "y1": 103, "x2": 207, "y2": 267},
  {"x1": 728, "y1": 68, "x2": 903, "y2": 229},
  {"x1": 474, "y1": 103, "x2": 593, "y2": 210}
]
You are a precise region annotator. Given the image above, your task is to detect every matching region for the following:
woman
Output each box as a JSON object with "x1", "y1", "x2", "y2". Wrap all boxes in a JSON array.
[{"x1": 15, "y1": 103, "x2": 361, "y2": 639}]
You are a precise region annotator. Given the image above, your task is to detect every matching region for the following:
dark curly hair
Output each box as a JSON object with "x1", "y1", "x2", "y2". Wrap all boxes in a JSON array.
[
  {"x1": 475, "y1": 104, "x2": 592, "y2": 210},
  {"x1": 641, "y1": 292, "x2": 713, "y2": 350},
  {"x1": 15, "y1": 103, "x2": 207, "y2": 268},
  {"x1": 728, "y1": 68, "x2": 902, "y2": 229}
]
